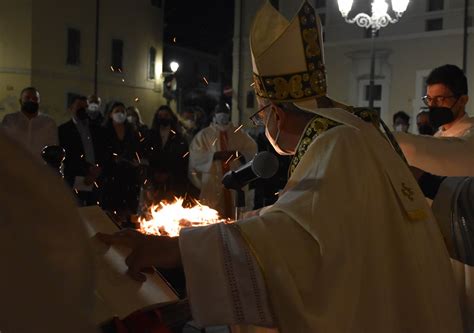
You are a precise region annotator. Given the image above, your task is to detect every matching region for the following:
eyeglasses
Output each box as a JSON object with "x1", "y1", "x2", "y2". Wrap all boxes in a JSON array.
[
  {"x1": 422, "y1": 95, "x2": 456, "y2": 106},
  {"x1": 249, "y1": 103, "x2": 272, "y2": 126}
]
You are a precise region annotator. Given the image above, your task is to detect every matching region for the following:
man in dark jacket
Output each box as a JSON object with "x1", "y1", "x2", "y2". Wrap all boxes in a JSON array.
[{"x1": 58, "y1": 95, "x2": 104, "y2": 206}]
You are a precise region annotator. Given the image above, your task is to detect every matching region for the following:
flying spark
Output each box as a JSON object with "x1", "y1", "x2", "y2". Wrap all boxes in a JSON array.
[
  {"x1": 203, "y1": 77, "x2": 209, "y2": 85},
  {"x1": 170, "y1": 129, "x2": 176, "y2": 135},
  {"x1": 225, "y1": 154, "x2": 234, "y2": 165},
  {"x1": 94, "y1": 182, "x2": 99, "y2": 188},
  {"x1": 234, "y1": 124, "x2": 243, "y2": 133},
  {"x1": 110, "y1": 66, "x2": 115, "y2": 72},
  {"x1": 250, "y1": 82, "x2": 255, "y2": 87},
  {"x1": 134, "y1": 97, "x2": 140, "y2": 102},
  {"x1": 212, "y1": 138, "x2": 218, "y2": 146},
  {"x1": 135, "y1": 152, "x2": 141, "y2": 164},
  {"x1": 182, "y1": 152, "x2": 189, "y2": 158}
]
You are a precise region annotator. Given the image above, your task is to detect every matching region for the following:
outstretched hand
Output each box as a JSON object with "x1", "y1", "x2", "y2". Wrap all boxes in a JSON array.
[{"x1": 96, "y1": 229, "x2": 182, "y2": 282}]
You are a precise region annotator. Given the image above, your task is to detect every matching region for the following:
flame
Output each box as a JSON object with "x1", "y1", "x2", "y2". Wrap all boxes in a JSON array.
[{"x1": 138, "y1": 198, "x2": 224, "y2": 237}]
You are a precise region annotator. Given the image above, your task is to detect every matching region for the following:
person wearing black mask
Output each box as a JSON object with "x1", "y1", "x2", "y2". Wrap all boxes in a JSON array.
[
  {"x1": 2, "y1": 86, "x2": 58, "y2": 159},
  {"x1": 395, "y1": 64, "x2": 474, "y2": 176},
  {"x1": 395, "y1": 65, "x2": 474, "y2": 330},
  {"x1": 416, "y1": 109, "x2": 435, "y2": 136},
  {"x1": 58, "y1": 95, "x2": 104, "y2": 206},
  {"x1": 144, "y1": 105, "x2": 190, "y2": 204}
]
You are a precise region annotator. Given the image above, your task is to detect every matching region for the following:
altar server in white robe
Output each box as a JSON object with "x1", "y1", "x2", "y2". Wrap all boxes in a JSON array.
[
  {"x1": 0, "y1": 129, "x2": 95, "y2": 332},
  {"x1": 395, "y1": 64, "x2": 474, "y2": 177},
  {"x1": 396, "y1": 64, "x2": 474, "y2": 332},
  {"x1": 188, "y1": 102, "x2": 257, "y2": 218},
  {"x1": 99, "y1": 2, "x2": 463, "y2": 332}
]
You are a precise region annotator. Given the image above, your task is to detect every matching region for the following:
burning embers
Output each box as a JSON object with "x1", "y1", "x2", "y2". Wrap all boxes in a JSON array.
[{"x1": 138, "y1": 198, "x2": 225, "y2": 237}]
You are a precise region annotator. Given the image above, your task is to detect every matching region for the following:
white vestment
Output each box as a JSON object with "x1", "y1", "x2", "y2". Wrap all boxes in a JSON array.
[
  {"x1": 395, "y1": 113, "x2": 474, "y2": 176},
  {"x1": 180, "y1": 109, "x2": 463, "y2": 333},
  {"x1": 2, "y1": 111, "x2": 59, "y2": 160},
  {"x1": 0, "y1": 129, "x2": 96, "y2": 333},
  {"x1": 397, "y1": 113, "x2": 474, "y2": 332},
  {"x1": 188, "y1": 123, "x2": 257, "y2": 217}
]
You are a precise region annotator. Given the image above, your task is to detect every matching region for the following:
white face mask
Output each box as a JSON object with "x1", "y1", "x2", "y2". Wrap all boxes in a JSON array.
[
  {"x1": 264, "y1": 108, "x2": 292, "y2": 155},
  {"x1": 112, "y1": 112, "x2": 126, "y2": 124},
  {"x1": 127, "y1": 116, "x2": 136, "y2": 124},
  {"x1": 88, "y1": 103, "x2": 100, "y2": 112},
  {"x1": 395, "y1": 124, "x2": 408, "y2": 133},
  {"x1": 214, "y1": 113, "x2": 230, "y2": 126},
  {"x1": 183, "y1": 119, "x2": 195, "y2": 129}
]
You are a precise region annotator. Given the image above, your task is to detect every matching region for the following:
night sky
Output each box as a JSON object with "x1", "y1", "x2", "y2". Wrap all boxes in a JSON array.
[{"x1": 164, "y1": 0, "x2": 235, "y2": 55}]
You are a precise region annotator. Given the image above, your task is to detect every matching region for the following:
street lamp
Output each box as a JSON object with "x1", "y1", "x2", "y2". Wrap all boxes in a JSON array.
[
  {"x1": 337, "y1": 0, "x2": 409, "y2": 112},
  {"x1": 169, "y1": 61, "x2": 179, "y2": 73}
]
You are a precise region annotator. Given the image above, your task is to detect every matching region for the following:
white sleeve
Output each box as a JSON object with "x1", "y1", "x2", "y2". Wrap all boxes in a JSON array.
[
  {"x1": 179, "y1": 223, "x2": 275, "y2": 329},
  {"x1": 395, "y1": 132, "x2": 474, "y2": 176},
  {"x1": 189, "y1": 132, "x2": 215, "y2": 174}
]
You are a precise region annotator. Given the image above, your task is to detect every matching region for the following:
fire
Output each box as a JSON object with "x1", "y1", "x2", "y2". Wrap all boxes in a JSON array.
[{"x1": 138, "y1": 198, "x2": 224, "y2": 237}]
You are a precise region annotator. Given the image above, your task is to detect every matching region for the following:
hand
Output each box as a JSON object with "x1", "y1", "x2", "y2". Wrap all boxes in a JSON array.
[{"x1": 96, "y1": 229, "x2": 182, "y2": 282}]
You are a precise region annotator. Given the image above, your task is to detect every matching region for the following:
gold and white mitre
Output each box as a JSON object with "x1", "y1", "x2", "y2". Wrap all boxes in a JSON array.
[{"x1": 251, "y1": 0, "x2": 326, "y2": 106}]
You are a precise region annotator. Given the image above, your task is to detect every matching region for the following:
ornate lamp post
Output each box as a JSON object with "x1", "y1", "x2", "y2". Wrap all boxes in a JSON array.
[{"x1": 337, "y1": 0, "x2": 409, "y2": 112}]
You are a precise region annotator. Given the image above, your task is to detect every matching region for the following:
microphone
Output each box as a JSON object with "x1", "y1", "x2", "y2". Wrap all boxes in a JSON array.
[{"x1": 222, "y1": 151, "x2": 279, "y2": 190}]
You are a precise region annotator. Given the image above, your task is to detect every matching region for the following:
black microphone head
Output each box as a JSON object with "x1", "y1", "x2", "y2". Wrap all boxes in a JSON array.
[{"x1": 251, "y1": 151, "x2": 279, "y2": 179}]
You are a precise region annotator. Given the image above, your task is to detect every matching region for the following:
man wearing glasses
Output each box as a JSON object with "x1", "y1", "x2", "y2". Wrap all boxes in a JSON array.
[
  {"x1": 396, "y1": 64, "x2": 474, "y2": 176},
  {"x1": 396, "y1": 65, "x2": 474, "y2": 332}
]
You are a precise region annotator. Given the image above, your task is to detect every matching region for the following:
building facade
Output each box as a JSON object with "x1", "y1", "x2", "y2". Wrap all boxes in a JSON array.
[
  {"x1": 233, "y1": 0, "x2": 474, "y2": 131},
  {"x1": 164, "y1": 44, "x2": 223, "y2": 114},
  {"x1": 0, "y1": 0, "x2": 166, "y2": 125}
]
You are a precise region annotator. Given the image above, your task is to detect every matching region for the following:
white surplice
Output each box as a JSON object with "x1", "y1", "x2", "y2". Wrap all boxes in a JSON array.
[
  {"x1": 395, "y1": 113, "x2": 474, "y2": 176},
  {"x1": 0, "y1": 129, "x2": 96, "y2": 333},
  {"x1": 180, "y1": 109, "x2": 463, "y2": 333},
  {"x1": 2, "y1": 111, "x2": 58, "y2": 160},
  {"x1": 188, "y1": 123, "x2": 257, "y2": 217}
]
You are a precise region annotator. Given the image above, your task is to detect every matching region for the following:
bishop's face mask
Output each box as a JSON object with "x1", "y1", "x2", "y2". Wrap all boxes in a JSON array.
[
  {"x1": 264, "y1": 108, "x2": 292, "y2": 156},
  {"x1": 429, "y1": 106, "x2": 455, "y2": 129}
]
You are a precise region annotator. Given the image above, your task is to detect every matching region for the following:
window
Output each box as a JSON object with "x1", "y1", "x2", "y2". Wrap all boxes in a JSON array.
[
  {"x1": 314, "y1": 0, "x2": 326, "y2": 9},
  {"x1": 246, "y1": 91, "x2": 255, "y2": 109},
  {"x1": 148, "y1": 47, "x2": 156, "y2": 80},
  {"x1": 364, "y1": 84, "x2": 382, "y2": 101},
  {"x1": 425, "y1": 18, "x2": 443, "y2": 31},
  {"x1": 111, "y1": 39, "x2": 124, "y2": 72},
  {"x1": 364, "y1": 28, "x2": 379, "y2": 38},
  {"x1": 270, "y1": 0, "x2": 279, "y2": 10},
  {"x1": 151, "y1": 0, "x2": 162, "y2": 8},
  {"x1": 427, "y1": 0, "x2": 443, "y2": 11},
  {"x1": 67, "y1": 28, "x2": 81, "y2": 65}
]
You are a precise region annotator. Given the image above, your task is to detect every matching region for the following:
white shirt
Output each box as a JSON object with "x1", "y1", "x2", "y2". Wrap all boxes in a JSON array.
[
  {"x1": 2, "y1": 111, "x2": 58, "y2": 160},
  {"x1": 395, "y1": 113, "x2": 474, "y2": 176}
]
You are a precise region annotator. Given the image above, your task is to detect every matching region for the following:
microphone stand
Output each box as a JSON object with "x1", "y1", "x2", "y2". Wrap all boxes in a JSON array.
[{"x1": 234, "y1": 188, "x2": 245, "y2": 221}]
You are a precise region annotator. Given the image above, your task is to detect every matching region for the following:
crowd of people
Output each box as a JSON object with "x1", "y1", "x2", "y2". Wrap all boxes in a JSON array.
[{"x1": 0, "y1": 89, "x2": 288, "y2": 223}]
